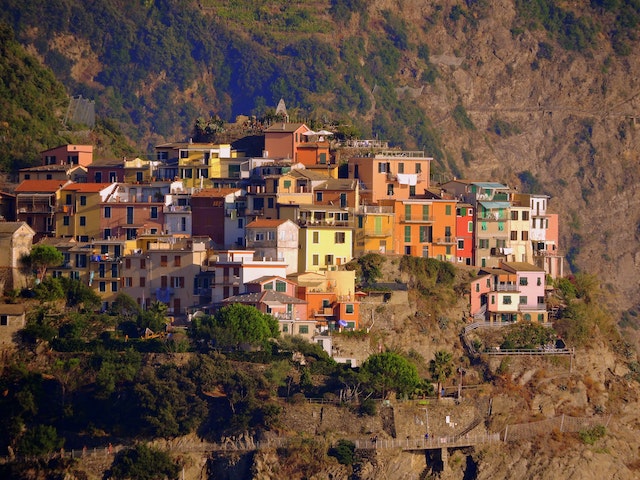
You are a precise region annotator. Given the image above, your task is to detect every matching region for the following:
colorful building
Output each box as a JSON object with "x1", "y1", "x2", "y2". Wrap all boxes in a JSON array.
[
  {"x1": 56, "y1": 183, "x2": 117, "y2": 241},
  {"x1": 354, "y1": 204, "x2": 395, "y2": 256},
  {"x1": 16, "y1": 179, "x2": 70, "y2": 240},
  {"x1": 348, "y1": 151, "x2": 431, "y2": 203},
  {"x1": 245, "y1": 219, "x2": 299, "y2": 274},
  {"x1": 41, "y1": 144, "x2": 93, "y2": 167}
]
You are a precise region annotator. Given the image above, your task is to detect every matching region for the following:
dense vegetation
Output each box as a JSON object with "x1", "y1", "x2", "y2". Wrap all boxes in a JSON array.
[{"x1": 3, "y1": 0, "x2": 638, "y2": 172}]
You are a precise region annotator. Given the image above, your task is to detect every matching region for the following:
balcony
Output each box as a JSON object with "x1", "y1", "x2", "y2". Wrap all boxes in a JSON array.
[
  {"x1": 490, "y1": 247, "x2": 507, "y2": 257},
  {"x1": 478, "y1": 212, "x2": 507, "y2": 221},
  {"x1": 90, "y1": 254, "x2": 121, "y2": 263},
  {"x1": 163, "y1": 205, "x2": 191, "y2": 213},
  {"x1": 313, "y1": 307, "x2": 334, "y2": 317},
  {"x1": 434, "y1": 236, "x2": 456, "y2": 245},
  {"x1": 400, "y1": 215, "x2": 434, "y2": 223},
  {"x1": 494, "y1": 283, "x2": 519, "y2": 292},
  {"x1": 519, "y1": 303, "x2": 547, "y2": 312}
]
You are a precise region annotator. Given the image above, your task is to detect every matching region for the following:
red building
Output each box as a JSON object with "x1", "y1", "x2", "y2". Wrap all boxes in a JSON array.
[{"x1": 456, "y1": 203, "x2": 474, "y2": 265}]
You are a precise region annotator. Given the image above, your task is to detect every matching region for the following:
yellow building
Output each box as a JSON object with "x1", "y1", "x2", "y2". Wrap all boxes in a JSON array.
[
  {"x1": 354, "y1": 205, "x2": 395, "y2": 255},
  {"x1": 123, "y1": 157, "x2": 157, "y2": 183},
  {"x1": 156, "y1": 142, "x2": 234, "y2": 187},
  {"x1": 55, "y1": 183, "x2": 117, "y2": 242},
  {"x1": 297, "y1": 211, "x2": 354, "y2": 273}
]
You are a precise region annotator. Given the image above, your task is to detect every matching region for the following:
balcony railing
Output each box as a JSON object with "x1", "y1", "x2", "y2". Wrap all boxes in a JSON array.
[
  {"x1": 163, "y1": 205, "x2": 191, "y2": 213},
  {"x1": 494, "y1": 284, "x2": 519, "y2": 292},
  {"x1": 519, "y1": 303, "x2": 547, "y2": 311},
  {"x1": 400, "y1": 215, "x2": 434, "y2": 223},
  {"x1": 434, "y1": 236, "x2": 456, "y2": 244}
]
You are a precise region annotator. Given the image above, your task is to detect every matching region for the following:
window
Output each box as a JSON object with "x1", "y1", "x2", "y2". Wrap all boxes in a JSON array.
[
  {"x1": 63, "y1": 216, "x2": 70, "y2": 226},
  {"x1": 171, "y1": 277, "x2": 185, "y2": 288},
  {"x1": 299, "y1": 325, "x2": 309, "y2": 334},
  {"x1": 378, "y1": 162, "x2": 387, "y2": 173},
  {"x1": 511, "y1": 211, "x2": 519, "y2": 220},
  {"x1": 404, "y1": 204, "x2": 412, "y2": 221},
  {"x1": 0, "y1": 315, "x2": 7, "y2": 326},
  {"x1": 520, "y1": 277, "x2": 528, "y2": 286},
  {"x1": 255, "y1": 232, "x2": 265, "y2": 241},
  {"x1": 498, "y1": 222, "x2": 504, "y2": 231},
  {"x1": 136, "y1": 172, "x2": 143, "y2": 182},
  {"x1": 150, "y1": 206, "x2": 158, "y2": 219},
  {"x1": 80, "y1": 196, "x2": 87, "y2": 206},
  {"x1": 335, "y1": 232, "x2": 346, "y2": 243},
  {"x1": 315, "y1": 191, "x2": 323, "y2": 202},
  {"x1": 267, "y1": 197, "x2": 274, "y2": 209},
  {"x1": 419, "y1": 226, "x2": 431, "y2": 243},
  {"x1": 263, "y1": 282, "x2": 273, "y2": 290},
  {"x1": 312, "y1": 231, "x2": 319, "y2": 243},
  {"x1": 503, "y1": 296, "x2": 512, "y2": 305},
  {"x1": 126, "y1": 206, "x2": 134, "y2": 224},
  {"x1": 276, "y1": 281, "x2": 286, "y2": 292},
  {"x1": 267, "y1": 231, "x2": 275, "y2": 241},
  {"x1": 475, "y1": 283, "x2": 480, "y2": 292},
  {"x1": 65, "y1": 194, "x2": 72, "y2": 205},
  {"x1": 24, "y1": 174, "x2": 30, "y2": 179},
  {"x1": 521, "y1": 231, "x2": 529, "y2": 241},
  {"x1": 415, "y1": 163, "x2": 422, "y2": 173},
  {"x1": 511, "y1": 230, "x2": 518, "y2": 241},
  {"x1": 445, "y1": 205, "x2": 452, "y2": 215},
  {"x1": 481, "y1": 222, "x2": 487, "y2": 231},
  {"x1": 468, "y1": 221, "x2": 473, "y2": 233},
  {"x1": 312, "y1": 254, "x2": 319, "y2": 266},
  {"x1": 422, "y1": 205, "x2": 430, "y2": 220},
  {"x1": 522, "y1": 211, "x2": 529, "y2": 220},
  {"x1": 282, "y1": 325, "x2": 288, "y2": 333},
  {"x1": 398, "y1": 162, "x2": 404, "y2": 174},
  {"x1": 140, "y1": 277, "x2": 146, "y2": 287},
  {"x1": 538, "y1": 313, "x2": 545, "y2": 321},
  {"x1": 537, "y1": 277, "x2": 542, "y2": 286},
  {"x1": 404, "y1": 226, "x2": 411, "y2": 242},
  {"x1": 457, "y1": 239, "x2": 464, "y2": 249},
  {"x1": 95, "y1": 172, "x2": 102, "y2": 182},
  {"x1": 79, "y1": 216, "x2": 86, "y2": 226},
  {"x1": 124, "y1": 277, "x2": 133, "y2": 287},
  {"x1": 160, "y1": 255, "x2": 168, "y2": 267},
  {"x1": 99, "y1": 282, "x2": 106, "y2": 292},
  {"x1": 479, "y1": 239, "x2": 489, "y2": 249},
  {"x1": 325, "y1": 254, "x2": 334, "y2": 265},
  {"x1": 519, "y1": 296, "x2": 527, "y2": 305},
  {"x1": 125, "y1": 258, "x2": 131, "y2": 269},
  {"x1": 387, "y1": 184, "x2": 394, "y2": 196},
  {"x1": 346, "y1": 304, "x2": 354, "y2": 314},
  {"x1": 181, "y1": 217, "x2": 187, "y2": 231},
  {"x1": 140, "y1": 258, "x2": 146, "y2": 269},
  {"x1": 76, "y1": 254, "x2": 87, "y2": 268},
  {"x1": 104, "y1": 206, "x2": 111, "y2": 218},
  {"x1": 174, "y1": 256, "x2": 181, "y2": 267},
  {"x1": 283, "y1": 180, "x2": 291, "y2": 189}
]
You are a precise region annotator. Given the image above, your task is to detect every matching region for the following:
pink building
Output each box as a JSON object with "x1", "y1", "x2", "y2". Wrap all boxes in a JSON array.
[
  {"x1": 469, "y1": 261, "x2": 547, "y2": 324},
  {"x1": 41, "y1": 144, "x2": 93, "y2": 167}
]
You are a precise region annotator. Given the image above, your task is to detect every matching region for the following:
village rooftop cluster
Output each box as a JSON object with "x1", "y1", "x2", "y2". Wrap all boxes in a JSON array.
[{"x1": 0, "y1": 116, "x2": 564, "y2": 358}]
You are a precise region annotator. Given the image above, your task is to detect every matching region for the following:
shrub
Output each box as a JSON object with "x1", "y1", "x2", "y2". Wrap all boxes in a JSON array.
[
  {"x1": 578, "y1": 425, "x2": 606, "y2": 445},
  {"x1": 360, "y1": 398, "x2": 377, "y2": 416},
  {"x1": 328, "y1": 439, "x2": 356, "y2": 465}
]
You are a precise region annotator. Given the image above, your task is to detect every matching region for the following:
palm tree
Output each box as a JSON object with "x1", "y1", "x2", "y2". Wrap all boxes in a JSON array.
[{"x1": 429, "y1": 350, "x2": 454, "y2": 399}]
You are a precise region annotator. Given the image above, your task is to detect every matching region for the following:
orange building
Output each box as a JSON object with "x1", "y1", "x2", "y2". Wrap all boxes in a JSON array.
[
  {"x1": 348, "y1": 151, "x2": 431, "y2": 204},
  {"x1": 384, "y1": 197, "x2": 457, "y2": 260},
  {"x1": 264, "y1": 122, "x2": 312, "y2": 161}
]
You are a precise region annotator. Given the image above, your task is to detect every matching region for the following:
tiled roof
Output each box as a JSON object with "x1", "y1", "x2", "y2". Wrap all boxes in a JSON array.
[
  {"x1": 246, "y1": 219, "x2": 288, "y2": 229},
  {"x1": 63, "y1": 183, "x2": 115, "y2": 193},
  {"x1": 192, "y1": 188, "x2": 241, "y2": 198},
  {"x1": 15, "y1": 179, "x2": 70, "y2": 192},
  {"x1": 0, "y1": 222, "x2": 32, "y2": 234}
]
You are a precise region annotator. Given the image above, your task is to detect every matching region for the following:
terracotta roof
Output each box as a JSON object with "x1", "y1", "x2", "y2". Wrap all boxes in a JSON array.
[
  {"x1": 192, "y1": 188, "x2": 242, "y2": 198},
  {"x1": 246, "y1": 219, "x2": 288, "y2": 229},
  {"x1": 63, "y1": 183, "x2": 115, "y2": 192},
  {"x1": 15, "y1": 180, "x2": 71, "y2": 193},
  {"x1": 264, "y1": 122, "x2": 308, "y2": 133},
  {"x1": 20, "y1": 164, "x2": 84, "y2": 172}
]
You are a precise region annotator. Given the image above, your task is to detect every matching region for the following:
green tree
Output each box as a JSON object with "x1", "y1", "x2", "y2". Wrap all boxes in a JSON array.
[
  {"x1": 59, "y1": 277, "x2": 101, "y2": 311},
  {"x1": 22, "y1": 245, "x2": 63, "y2": 282},
  {"x1": 191, "y1": 304, "x2": 279, "y2": 350},
  {"x1": 16, "y1": 424, "x2": 63, "y2": 456},
  {"x1": 429, "y1": 350, "x2": 454, "y2": 398},
  {"x1": 110, "y1": 293, "x2": 141, "y2": 322},
  {"x1": 328, "y1": 439, "x2": 356, "y2": 465},
  {"x1": 110, "y1": 444, "x2": 180, "y2": 480},
  {"x1": 361, "y1": 352, "x2": 420, "y2": 398}
]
